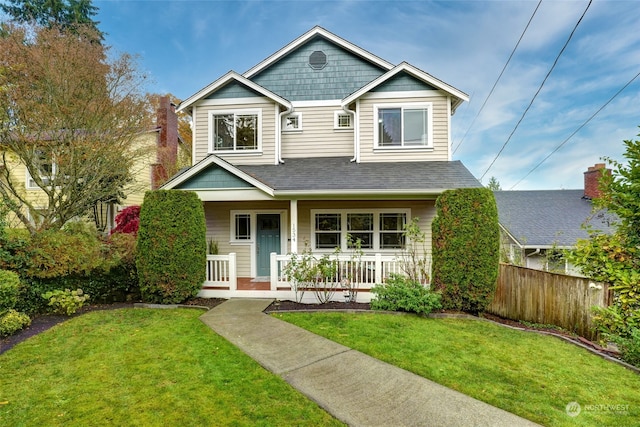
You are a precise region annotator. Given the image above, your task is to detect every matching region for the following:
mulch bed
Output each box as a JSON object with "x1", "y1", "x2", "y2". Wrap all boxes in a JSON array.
[{"x1": 2, "y1": 298, "x2": 634, "y2": 373}]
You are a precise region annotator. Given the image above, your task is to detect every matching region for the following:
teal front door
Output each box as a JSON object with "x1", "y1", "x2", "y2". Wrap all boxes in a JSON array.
[{"x1": 256, "y1": 214, "x2": 281, "y2": 277}]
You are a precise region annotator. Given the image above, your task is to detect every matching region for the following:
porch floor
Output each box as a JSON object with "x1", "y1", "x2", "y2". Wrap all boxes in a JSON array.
[{"x1": 237, "y1": 277, "x2": 271, "y2": 291}]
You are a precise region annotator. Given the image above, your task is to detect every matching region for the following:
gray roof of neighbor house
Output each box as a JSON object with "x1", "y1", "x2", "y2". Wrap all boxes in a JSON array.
[
  {"x1": 493, "y1": 189, "x2": 617, "y2": 248},
  {"x1": 236, "y1": 157, "x2": 481, "y2": 193}
]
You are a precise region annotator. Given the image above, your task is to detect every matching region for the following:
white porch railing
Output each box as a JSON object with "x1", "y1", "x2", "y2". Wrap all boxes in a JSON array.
[
  {"x1": 200, "y1": 252, "x2": 404, "y2": 302},
  {"x1": 204, "y1": 253, "x2": 237, "y2": 290},
  {"x1": 270, "y1": 252, "x2": 402, "y2": 292}
]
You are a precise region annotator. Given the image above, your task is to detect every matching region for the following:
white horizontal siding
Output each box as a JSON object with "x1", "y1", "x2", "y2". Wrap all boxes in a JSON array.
[{"x1": 281, "y1": 106, "x2": 353, "y2": 158}]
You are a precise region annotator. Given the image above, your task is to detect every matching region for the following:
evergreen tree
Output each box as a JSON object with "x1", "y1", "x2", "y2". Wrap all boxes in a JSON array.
[{"x1": 1, "y1": 0, "x2": 102, "y2": 39}]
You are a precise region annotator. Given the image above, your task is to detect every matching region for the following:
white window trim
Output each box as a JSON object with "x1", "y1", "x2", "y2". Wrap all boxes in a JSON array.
[
  {"x1": 333, "y1": 111, "x2": 353, "y2": 130},
  {"x1": 373, "y1": 102, "x2": 433, "y2": 149},
  {"x1": 208, "y1": 109, "x2": 262, "y2": 153},
  {"x1": 26, "y1": 162, "x2": 57, "y2": 189},
  {"x1": 310, "y1": 208, "x2": 411, "y2": 252},
  {"x1": 230, "y1": 211, "x2": 254, "y2": 243},
  {"x1": 282, "y1": 112, "x2": 303, "y2": 132}
]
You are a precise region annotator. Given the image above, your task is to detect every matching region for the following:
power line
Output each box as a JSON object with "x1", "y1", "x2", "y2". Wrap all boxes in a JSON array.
[
  {"x1": 453, "y1": 0, "x2": 542, "y2": 155},
  {"x1": 509, "y1": 69, "x2": 640, "y2": 190},
  {"x1": 479, "y1": 0, "x2": 593, "y2": 181}
]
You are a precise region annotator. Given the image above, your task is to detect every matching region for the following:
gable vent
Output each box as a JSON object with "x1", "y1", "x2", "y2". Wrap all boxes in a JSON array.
[{"x1": 309, "y1": 50, "x2": 327, "y2": 70}]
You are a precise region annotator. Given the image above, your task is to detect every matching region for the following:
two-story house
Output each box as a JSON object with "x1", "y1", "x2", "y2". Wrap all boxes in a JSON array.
[
  {"x1": 162, "y1": 26, "x2": 481, "y2": 302},
  {"x1": 1, "y1": 96, "x2": 180, "y2": 233}
]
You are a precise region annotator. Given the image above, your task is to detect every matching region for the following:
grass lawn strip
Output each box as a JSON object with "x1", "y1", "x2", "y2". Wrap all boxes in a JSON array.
[
  {"x1": 276, "y1": 312, "x2": 640, "y2": 427},
  {"x1": 0, "y1": 308, "x2": 343, "y2": 427}
]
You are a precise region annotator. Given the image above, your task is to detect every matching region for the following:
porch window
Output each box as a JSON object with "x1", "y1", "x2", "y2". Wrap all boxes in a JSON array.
[
  {"x1": 234, "y1": 214, "x2": 251, "y2": 240},
  {"x1": 312, "y1": 210, "x2": 409, "y2": 251},
  {"x1": 380, "y1": 213, "x2": 406, "y2": 249},
  {"x1": 375, "y1": 103, "x2": 432, "y2": 148},
  {"x1": 347, "y1": 213, "x2": 373, "y2": 249},
  {"x1": 210, "y1": 110, "x2": 260, "y2": 152},
  {"x1": 315, "y1": 213, "x2": 341, "y2": 249}
]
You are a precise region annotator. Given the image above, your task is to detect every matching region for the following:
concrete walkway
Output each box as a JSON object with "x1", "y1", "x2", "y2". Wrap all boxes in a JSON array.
[{"x1": 200, "y1": 298, "x2": 540, "y2": 427}]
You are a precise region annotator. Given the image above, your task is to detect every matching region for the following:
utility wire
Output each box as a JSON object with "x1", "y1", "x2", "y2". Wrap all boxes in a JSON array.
[
  {"x1": 479, "y1": 0, "x2": 593, "y2": 181},
  {"x1": 453, "y1": 0, "x2": 542, "y2": 155},
  {"x1": 509, "y1": 69, "x2": 640, "y2": 190}
]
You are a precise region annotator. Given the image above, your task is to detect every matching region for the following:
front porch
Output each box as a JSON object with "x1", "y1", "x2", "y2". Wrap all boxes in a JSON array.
[{"x1": 198, "y1": 253, "x2": 404, "y2": 303}]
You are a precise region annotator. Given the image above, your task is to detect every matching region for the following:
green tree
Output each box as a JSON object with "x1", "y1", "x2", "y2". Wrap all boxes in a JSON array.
[
  {"x1": 0, "y1": 24, "x2": 149, "y2": 233},
  {"x1": 570, "y1": 133, "x2": 640, "y2": 364},
  {"x1": 486, "y1": 176, "x2": 502, "y2": 191},
  {"x1": 0, "y1": 0, "x2": 102, "y2": 39}
]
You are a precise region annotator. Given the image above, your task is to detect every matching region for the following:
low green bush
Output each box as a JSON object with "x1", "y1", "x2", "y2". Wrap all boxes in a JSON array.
[
  {"x1": 42, "y1": 289, "x2": 90, "y2": 316},
  {"x1": 0, "y1": 269, "x2": 21, "y2": 312},
  {"x1": 4, "y1": 224, "x2": 140, "y2": 314},
  {"x1": 371, "y1": 275, "x2": 442, "y2": 315},
  {"x1": 613, "y1": 328, "x2": 640, "y2": 368},
  {"x1": 0, "y1": 309, "x2": 31, "y2": 337}
]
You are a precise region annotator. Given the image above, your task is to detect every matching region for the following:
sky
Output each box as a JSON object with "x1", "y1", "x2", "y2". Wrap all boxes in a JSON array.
[{"x1": 91, "y1": 0, "x2": 640, "y2": 190}]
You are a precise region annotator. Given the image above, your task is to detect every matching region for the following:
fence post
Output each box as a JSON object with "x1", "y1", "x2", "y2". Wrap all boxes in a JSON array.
[
  {"x1": 375, "y1": 253, "x2": 382, "y2": 284},
  {"x1": 270, "y1": 253, "x2": 278, "y2": 291},
  {"x1": 228, "y1": 253, "x2": 237, "y2": 291}
]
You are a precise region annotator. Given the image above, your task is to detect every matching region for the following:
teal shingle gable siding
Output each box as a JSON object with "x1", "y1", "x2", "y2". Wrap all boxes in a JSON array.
[
  {"x1": 175, "y1": 165, "x2": 255, "y2": 190},
  {"x1": 205, "y1": 81, "x2": 264, "y2": 100},
  {"x1": 371, "y1": 71, "x2": 437, "y2": 92},
  {"x1": 250, "y1": 36, "x2": 387, "y2": 101}
]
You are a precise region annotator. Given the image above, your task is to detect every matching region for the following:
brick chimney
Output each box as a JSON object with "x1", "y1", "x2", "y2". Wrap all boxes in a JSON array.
[
  {"x1": 583, "y1": 163, "x2": 609, "y2": 200},
  {"x1": 151, "y1": 96, "x2": 179, "y2": 189}
]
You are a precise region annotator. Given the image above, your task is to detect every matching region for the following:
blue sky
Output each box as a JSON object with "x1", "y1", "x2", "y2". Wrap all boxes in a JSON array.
[{"x1": 93, "y1": 0, "x2": 640, "y2": 190}]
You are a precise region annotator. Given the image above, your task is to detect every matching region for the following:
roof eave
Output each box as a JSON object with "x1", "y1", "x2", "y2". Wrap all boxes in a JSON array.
[
  {"x1": 342, "y1": 62, "x2": 469, "y2": 107},
  {"x1": 177, "y1": 71, "x2": 291, "y2": 115}
]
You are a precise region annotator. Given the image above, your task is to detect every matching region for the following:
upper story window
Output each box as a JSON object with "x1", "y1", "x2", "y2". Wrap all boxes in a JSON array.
[
  {"x1": 283, "y1": 113, "x2": 302, "y2": 131},
  {"x1": 209, "y1": 109, "x2": 261, "y2": 152},
  {"x1": 374, "y1": 103, "x2": 433, "y2": 149},
  {"x1": 26, "y1": 149, "x2": 56, "y2": 189},
  {"x1": 334, "y1": 111, "x2": 353, "y2": 130}
]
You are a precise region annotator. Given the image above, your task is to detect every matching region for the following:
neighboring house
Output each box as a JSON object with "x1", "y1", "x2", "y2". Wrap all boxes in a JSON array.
[
  {"x1": 162, "y1": 26, "x2": 481, "y2": 302},
  {"x1": 1, "y1": 96, "x2": 179, "y2": 232},
  {"x1": 494, "y1": 163, "x2": 616, "y2": 275}
]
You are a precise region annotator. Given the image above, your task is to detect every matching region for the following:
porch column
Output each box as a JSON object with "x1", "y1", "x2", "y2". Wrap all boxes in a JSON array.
[{"x1": 290, "y1": 199, "x2": 298, "y2": 253}]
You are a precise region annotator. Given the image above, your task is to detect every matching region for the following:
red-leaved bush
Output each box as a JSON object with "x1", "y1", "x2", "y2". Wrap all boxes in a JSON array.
[{"x1": 111, "y1": 206, "x2": 140, "y2": 235}]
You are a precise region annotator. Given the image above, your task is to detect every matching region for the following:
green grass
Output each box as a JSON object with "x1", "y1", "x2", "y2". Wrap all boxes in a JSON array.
[
  {"x1": 0, "y1": 308, "x2": 343, "y2": 427},
  {"x1": 275, "y1": 312, "x2": 640, "y2": 427}
]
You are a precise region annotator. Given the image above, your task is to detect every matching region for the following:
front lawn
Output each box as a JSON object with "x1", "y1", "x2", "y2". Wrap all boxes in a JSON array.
[
  {"x1": 0, "y1": 308, "x2": 342, "y2": 426},
  {"x1": 275, "y1": 312, "x2": 640, "y2": 427}
]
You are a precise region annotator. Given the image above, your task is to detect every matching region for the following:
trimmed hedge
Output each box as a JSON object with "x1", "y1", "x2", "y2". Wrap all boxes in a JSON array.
[
  {"x1": 136, "y1": 190, "x2": 206, "y2": 304},
  {"x1": 432, "y1": 188, "x2": 500, "y2": 314}
]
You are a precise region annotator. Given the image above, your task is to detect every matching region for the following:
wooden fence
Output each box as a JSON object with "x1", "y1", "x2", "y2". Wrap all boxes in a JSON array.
[{"x1": 487, "y1": 264, "x2": 613, "y2": 341}]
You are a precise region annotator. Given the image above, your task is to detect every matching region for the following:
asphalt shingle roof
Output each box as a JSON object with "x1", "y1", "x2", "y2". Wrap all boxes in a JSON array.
[
  {"x1": 236, "y1": 157, "x2": 481, "y2": 192},
  {"x1": 493, "y1": 190, "x2": 617, "y2": 247}
]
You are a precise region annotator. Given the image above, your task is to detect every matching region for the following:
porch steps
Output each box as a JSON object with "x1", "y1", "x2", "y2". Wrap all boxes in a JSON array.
[{"x1": 200, "y1": 299, "x2": 540, "y2": 427}]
